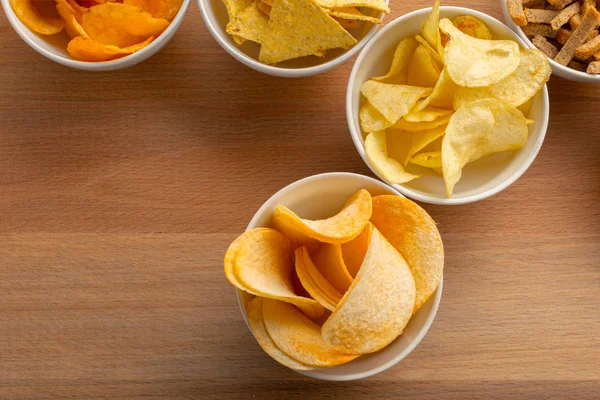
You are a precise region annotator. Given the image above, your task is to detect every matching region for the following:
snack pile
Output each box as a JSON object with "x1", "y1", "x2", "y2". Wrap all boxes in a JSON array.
[
  {"x1": 508, "y1": 0, "x2": 600, "y2": 74},
  {"x1": 10, "y1": 0, "x2": 182, "y2": 61},
  {"x1": 223, "y1": 0, "x2": 388, "y2": 64},
  {"x1": 360, "y1": 0, "x2": 551, "y2": 198},
  {"x1": 224, "y1": 190, "x2": 443, "y2": 369}
]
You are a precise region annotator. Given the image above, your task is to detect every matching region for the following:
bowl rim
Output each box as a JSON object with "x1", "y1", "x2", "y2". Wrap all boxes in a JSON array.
[
  {"x1": 499, "y1": 0, "x2": 600, "y2": 83},
  {"x1": 346, "y1": 6, "x2": 551, "y2": 205},
  {"x1": 234, "y1": 172, "x2": 443, "y2": 381},
  {"x1": 197, "y1": 0, "x2": 384, "y2": 77},
  {"x1": 1, "y1": 0, "x2": 191, "y2": 70}
]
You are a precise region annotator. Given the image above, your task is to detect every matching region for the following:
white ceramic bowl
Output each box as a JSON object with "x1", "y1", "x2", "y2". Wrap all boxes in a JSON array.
[
  {"x1": 1, "y1": 0, "x2": 191, "y2": 71},
  {"x1": 236, "y1": 172, "x2": 443, "y2": 381},
  {"x1": 500, "y1": 0, "x2": 600, "y2": 83},
  {"x1": 198, "y1": 0, "x2": 384, "y2": 77},
  {"x1": 347, "y1": 7, "x2": 550, "y2": 205}
]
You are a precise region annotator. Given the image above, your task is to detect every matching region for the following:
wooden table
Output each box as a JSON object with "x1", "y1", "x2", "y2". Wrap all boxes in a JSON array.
[{"x1": 1, "y1": 0, "x2": 599, "y2": 398}]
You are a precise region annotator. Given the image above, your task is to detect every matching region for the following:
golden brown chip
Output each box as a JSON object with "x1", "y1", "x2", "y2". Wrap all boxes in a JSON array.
[
  {"x1": 555, "y1": 7, "x2": 600, "y2": 65},
  {"x1": 575, "y1": 33, "x2": 600, "y2": 60},
  {"x1": 550, "y1": 1, "x2": 580, "y2": 30},
  {"x1": 508, "y1": 0, "x2": 527, "y2": 26}
]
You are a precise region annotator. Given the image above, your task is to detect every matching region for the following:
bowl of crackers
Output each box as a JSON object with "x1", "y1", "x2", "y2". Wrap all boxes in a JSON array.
[
  {"x1": 503, "y1": 0, "x2": 600, "y2": 82},
  {"x1": 199, "y1": 0, "x2": 388, "y2": 77},
  {"x1": 2, "y1": 0, "x2": 190, "y2": 70}
]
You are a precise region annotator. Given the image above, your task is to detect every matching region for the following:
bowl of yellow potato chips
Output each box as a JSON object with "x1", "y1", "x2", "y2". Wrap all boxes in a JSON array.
[
  {"x1": 224, "y1": 172, "x2": 443, "y2": 380},
  {"x1": 3, "y1": 0, "x2": 190, "y2": 70},
  {"x1": 199, "y1": 0, "x2": 388, "y2": 76},
  {"x1": 347, "y1": 0, "x2": 550, "y2": 205}
]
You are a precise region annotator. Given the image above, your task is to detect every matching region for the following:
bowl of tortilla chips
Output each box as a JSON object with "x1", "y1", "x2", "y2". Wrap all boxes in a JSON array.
[{"x1": 199, "y1": 0, "x2": 388, "y2": 76}]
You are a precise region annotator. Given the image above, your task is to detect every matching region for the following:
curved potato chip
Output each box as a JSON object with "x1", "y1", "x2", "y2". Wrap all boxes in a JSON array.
[
  {"x1": 10, "y1": 0, "x2": 64, "y2": 35},
  {"x1": 386, "y1": 127, "x2": 413, "y2": 165},
  {"x1": 295, "y1": 247, "x2": 343, "y2": 312},
  {"x1": 421, "y1": 0, "x2": 443, "y2": 57},
  {"x1": 359, "y1": 103, "x2": 393, "y2": 133},
  {"x1": 361, "y1": 80, "x2": 432, "y2": 124},
  {"x1": 325, "y1": 7, "x2": 380, "y2": 23},
  {"x1": 312, "y1": 243, "x2": 353, "y2": 294},
  {"x1": 315, "y1": 0, "x2": 389, "y2": 13},
  {"x1": 341, "y1": 222, "x2": 372, "y2": 278},
  {"x1": 322, "y1": 227, "x2": 416, "y2": 354},
  {"x1": 404, "y1": 107, "x2": 452, "y2": 122},
  {"x1": 410, "y1": 151, "x2": 442, "y2": 168},
  {"x1": 273, "y1": 189, "x2": 372, "y2": 245},
  {"x1": 263, "y1": 299, "x2": 359, "y2": 366},
  {"x1": 56, "y1": 0, "x2": 88, "y2": 39},
  {"x1": 415, "y1": 34, "x2": 443, "y2": 65},
  {"x1": 67, "y1": 36, "x2": 153, "y2": 61},
  {"x1": 365, "y1": 130, "x2": 419, "y2": 184},
  {"x1": 123, "y1": 0, "x2": 182, "y2": 21},
  {"x1": 439, "y1": 18, "x2": 520, "y2": 87},
  {"x1": 452, "y1": 15, "x2": 492, "y2": 40},
  {"x1": 442, "y1": 98, "x2": 528, "y2": 197},
  {"x1": 395, "y1": 114, "x2": 450, "y2": 132},
  {"x1": 82, "y1": 3, "x2": 169, "y2": 47},
  {"x1": 405, "y1": 126, "x2": 446, "y2": 165},
  {"x1": 373, "y1": 38, "x2": 417, "y2": 82},
  {"x1": 65, "y1": 0, "x2": 87, "y2": 20},
  {"x1": 370, "y1": 195, "x2": 444, "y2": 311},
  {"x1": 246, "y1": 297, "x2": 314, "y2": 371},
  {"x1": 225, "y1": 228, "x2": 324, "y2": 318},
  {"x1": 413, "y1": 68, "x2": 457, "y2": 112},
  {"x1": 407, "y1": 44, "x2": 441, "y2": 87}
]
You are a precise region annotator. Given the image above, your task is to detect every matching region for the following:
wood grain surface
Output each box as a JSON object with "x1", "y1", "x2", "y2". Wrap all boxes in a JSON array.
[{"x1": 1, "y1": 0, "x2": 599, "y2": 398}]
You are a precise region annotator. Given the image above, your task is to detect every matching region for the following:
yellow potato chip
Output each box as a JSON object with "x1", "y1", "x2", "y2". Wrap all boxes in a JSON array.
[
  {"x1": 452, "y1": 15, "x2": 492, "y2": 40},
  {"x1": 359, "y1": 103, "x2": 394, "y2": 133},
  {"x1": 225, "y1": 228, "x2": 324, "y2": 318},
  {"x1": 325, "y1": 7, "x2": 380, "y2": 23},
  {"x1": 386, "y1": 127, "x2": 413, "y2": 165},
  {"x1": 361, "y1": 80, "x2": 432, "y2": 124},
  {"x1": 414, "y1": 34, "x2": 443, "y2": 65},
  {"x1": 413, "y1": 68, "x2": 457, "y2": 111},
  {"x1": 82, "y1": 3, "x2": 169, "y2": 47},
  {"x1": 56, "y1": 0, "x2": 88, "y2": 38},
  {"x1": 439, "y1": 18, "x2": 520, "y2": 87},
  {"x1": 373, "y1": 37, "x2": 418, "y2": 82},
  {"x1": 442, "y1": 98, "x2": 528, "y2": 197},
  {"x1": 365, "y1": 130, "x2": 419, "y2": 184},
  {"x1": 273, "y1": 189, "x2": 372, "y2": 245},
  {"x1": 295, "y1": 247, "x2": 343, "y2": 312},
  {"x1": 421, "y1": 0, "x2": 443, "y2": 57},
  {"x1": 67, "y1": 36, "x2": 153, "y2": 61},
  {"x1": 226, "y1": 2, "x2": 269, "y2": 44},
  {"x1": 394, "y1": 114, "x2": 450, "y2": 132},
  {"x1": 405, "y1": 126, "x2": 446, "y2": 165},
  {"x1": 123, "y1": 0, "x2": 182, "y2": 21},
  {"x1": 10, "y1": 0, "x2": 64, "y2": 35},
  {"x1": 312, "y1": 243, "x2": 353, "y2": 294},
  {"x1": 263, "y1": 299, "x2": 359, "y2": 366},
  {"x1": 259, "y1": 0, "x2": 357, "y2": 65},
  {"x1": 322, "y1": 227, "x2": 416, "y2": 354},
  {"x1": 410, "y1": 151, "x2": 442, "y2": 168},
  {"x1": 407, "y1": 44, "x2": 441, "y2": 87},
  {"x1": 403, "y1": 107, "x2": 452, "y2": 122},
  {"x1": 341, "y1": 222, "x2": 372, "y2": 278},
  {"x1": 246, "y1": 297, "x2": 314, "y2": 371},
  {"x1": 370, "y1": 195, "x2": 444, "y2": 311},
  {"x1": 316, "y1": 0, "x2": 389, "y2": 13}
]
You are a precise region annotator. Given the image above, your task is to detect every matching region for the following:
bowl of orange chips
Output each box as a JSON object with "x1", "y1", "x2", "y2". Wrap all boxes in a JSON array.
[
  {"x1": 3, "y1": 0, "x2": 190, "y2": 70},
  {"x1": 224, "y1": 172, "x2": 443, "y2": 380},
  {"x1": 347, "y1": 0, "x2": 550, "y2": 205}
]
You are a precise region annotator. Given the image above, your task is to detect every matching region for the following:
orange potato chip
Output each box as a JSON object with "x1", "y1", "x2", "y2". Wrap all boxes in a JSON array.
[
  {"x1": 273, "y1": 189, "x2": 372, "y2": 245},
  {"x1": 123, "y1": 0, "x2": 182, "y2": 21},
  {"x1": 246, "y1": 297, "x2": 315, "y2": 371},
  {"x1": 312, "y1": 243, "x2": 353, "y2": 294},
  {"x1": 56, "y1": 0, "x2": 88, "y2": 39},
  {"x1": 322, "y1": 227, "x2": 416, "y2": 354},
  {"x1": 262, "y1": 299, "x2": 359, "y2": 366},
  {"x1": 10, "y1": 0, "x2": 64, "y2": 35},
  {"x1": 341, "y1": 222, "x2": 372, "y2": 278},
  {"x1": 81, "y1": 3, "x2": 169, "y2": 47},
  {"x1": 295, "y1": 247, "x2": 343, "y2": 312},
  {"x1": 67, "y1": 35, "x2": 153, "y2": 61},
  {"x1": 370, "y1": 195, "x2": 444, "y2": 311},
  {"x1": 66, "y1": 0, "x2": 88, "y2": 19},
  {"x1": 224, "y1": 228, "x2": 324, "y2": 319}
]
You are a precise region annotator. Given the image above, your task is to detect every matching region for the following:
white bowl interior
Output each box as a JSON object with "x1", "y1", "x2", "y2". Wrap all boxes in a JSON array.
[
  {"x1": 199, "y1": 0, "x2": 384, "y2": 76},
  {"x1": 348, "y1": 7, "x2": 550, "y2": 205},
  {"x1": 238, "y1": 172, "x2": 442, "y2": 381},
  {"x1": 1, "y1": 0, "x2": 190, "y2": 70},
  {"x1": 499, "y1": 0, "x2": 600, "y2": 83}
]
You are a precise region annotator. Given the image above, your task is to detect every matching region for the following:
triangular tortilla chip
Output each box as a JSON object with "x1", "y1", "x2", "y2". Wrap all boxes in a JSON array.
[
  {"x1": 316, "y1": 0, "x2": 389, "y2": 13},
  {"x1": 325, "y1": 7, "x2": 381, "y2": 23},
  {"x1": 259, "y1": 0, "x2": 357, "y2": 64},
  {"x1": 226, "y1": 2, "x2": 269, "y2": 44}
]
